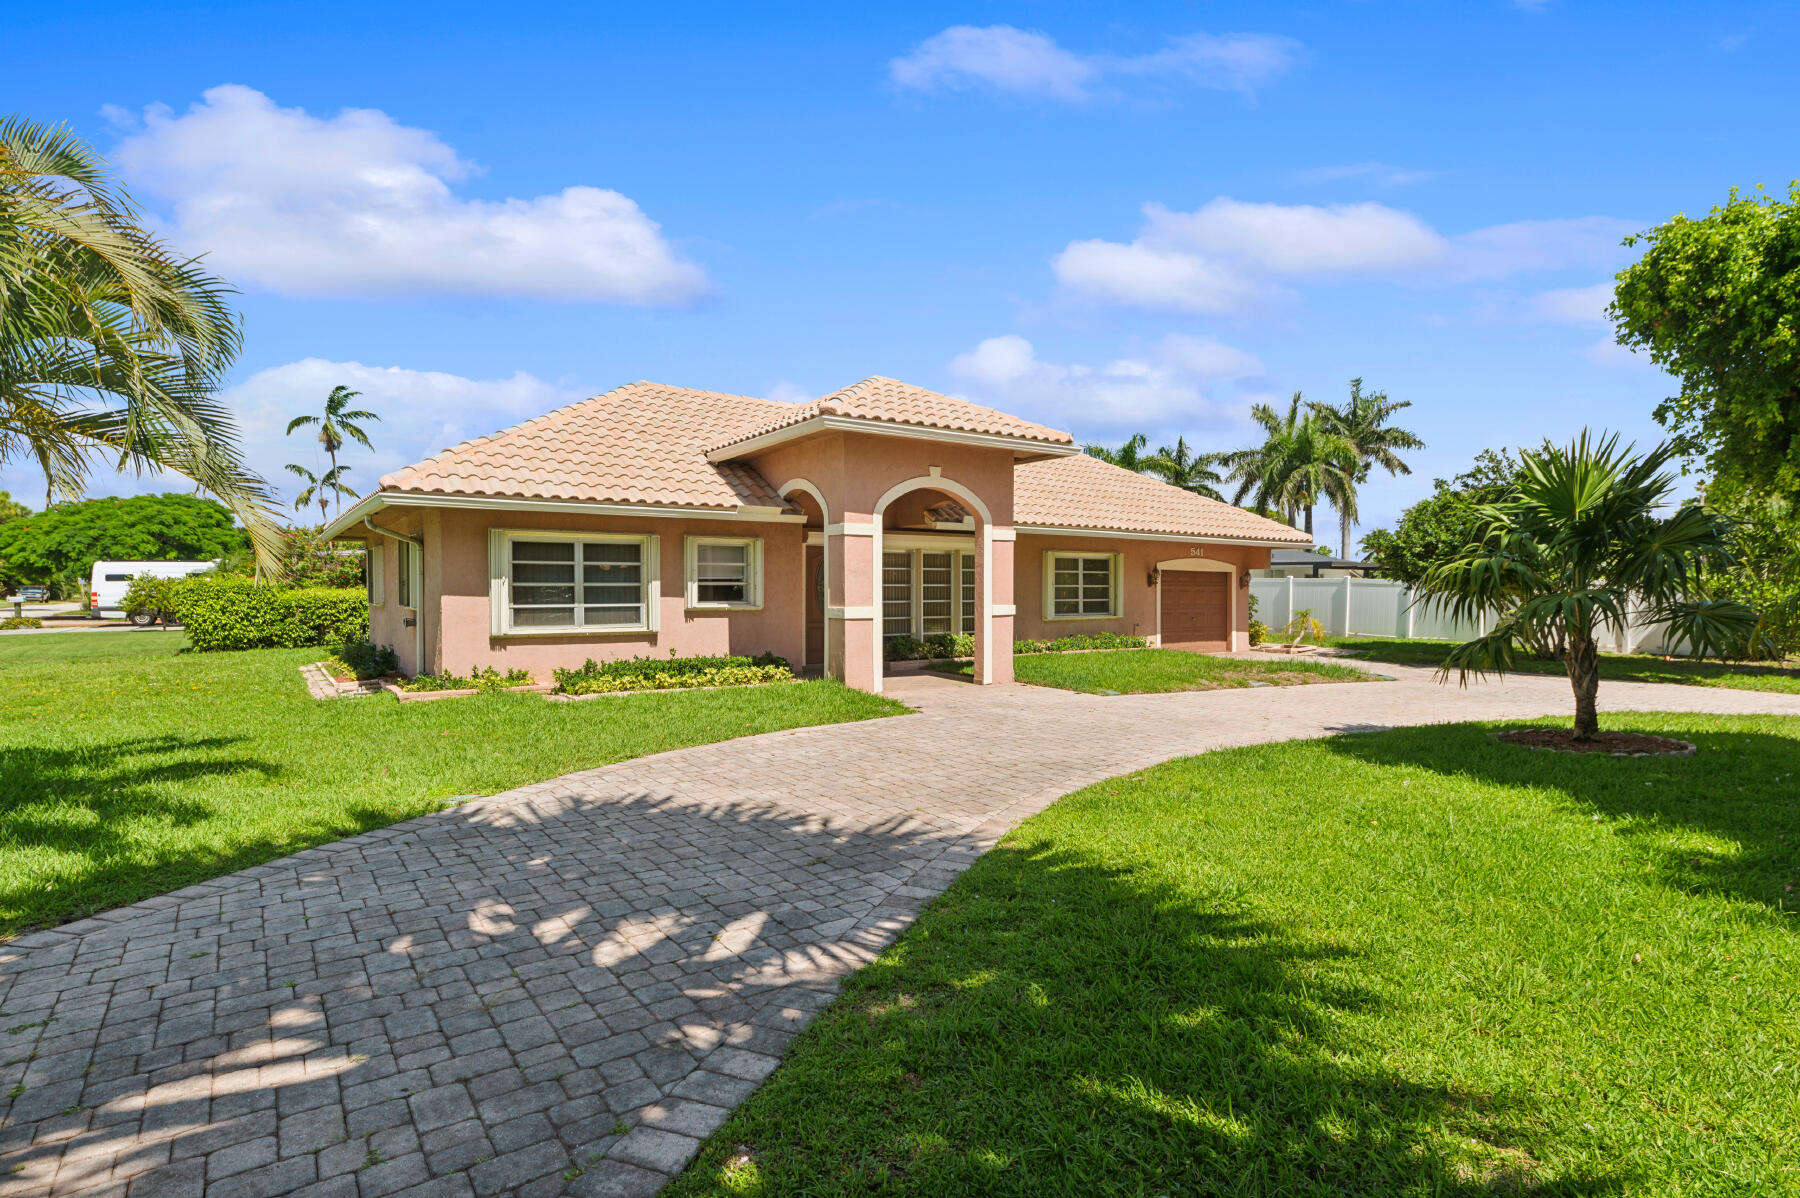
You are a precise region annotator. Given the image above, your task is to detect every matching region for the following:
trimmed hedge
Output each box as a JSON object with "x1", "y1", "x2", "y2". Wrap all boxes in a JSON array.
[
  {"x1": 1014, "y1": 632, "x2": 1148, "y2": 654},
  {"x1": 174, "y1": 577, "x2": 369, "y2": 652},
  {"x1": 885, "y1": 632, "x2": 974, "y2": 662},
  {"x1": 553, "y1": 652, "x2": 793, "y2": 696}
]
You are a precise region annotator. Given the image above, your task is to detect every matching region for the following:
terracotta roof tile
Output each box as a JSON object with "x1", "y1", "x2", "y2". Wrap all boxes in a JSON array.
[
  {"x1": 379, "y1": 382, "x2": 794, "y2": 509},
  {"x1": 1016, "y1": 453, "x2": 1312, "y2": 544},
  {"x1": 708, "y1": 375, "x2": 1073, "y2": 453}
]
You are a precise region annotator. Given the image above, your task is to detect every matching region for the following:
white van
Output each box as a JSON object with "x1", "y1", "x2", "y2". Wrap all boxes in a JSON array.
[{"x1": 88, "y1": 561, "x2": 215, "y2": 623}]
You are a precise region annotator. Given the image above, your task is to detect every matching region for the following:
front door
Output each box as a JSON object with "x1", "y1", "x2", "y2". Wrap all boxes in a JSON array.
[
  {"x1": 1161, "y1": 571, "x2": 1231, "y2": 652},
  {"x1": 804, "y1": 545, "x2": 824, "y2": 670}
]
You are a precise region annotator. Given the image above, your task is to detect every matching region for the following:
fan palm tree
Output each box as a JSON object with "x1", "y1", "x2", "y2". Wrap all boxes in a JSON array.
[
  {"x1": 1083, "y1": 433, "x2": 1152, "y2": 472},
  {"x1": 0, "y1": 117, "x2": 281, "y2": 567},
  {"x1": 1224, "y1": 394, "x2": 1359, "y2": 538},
  {"x1": 285, "y1": 463, "x2": 357, "y2": 526},
  {"x1": 1308, "y1": 378, "x2": 1424, "y2": 561},
  {"x1": 1144, "y1": 436, "x2": 1226, "y2": 501},
  {"x1": 1420, "y1": 432, "x2": 1757, "y2": 740},
  {"x1": 286, "y1": 385, "x2": 378, "y2": 515}
]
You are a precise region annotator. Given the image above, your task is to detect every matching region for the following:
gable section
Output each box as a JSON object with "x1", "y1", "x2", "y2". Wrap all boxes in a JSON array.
[{"x1": 1015, "y1": 453, "x2": 1312, "y2": 544}]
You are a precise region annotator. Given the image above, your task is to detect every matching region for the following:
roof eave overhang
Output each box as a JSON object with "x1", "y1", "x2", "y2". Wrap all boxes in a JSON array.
[
  {"x1": 1015, "y1": 523, "x2": 1314, "y2": 549},
  {"x1": 322, "y1": 490, "x2": 805, "y2": 540},
  {"x1": 706, "y1": 414, "x2": 1078, "y2": 463}
]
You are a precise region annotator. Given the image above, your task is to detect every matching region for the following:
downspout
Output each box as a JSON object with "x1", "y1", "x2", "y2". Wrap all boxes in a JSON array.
[{"x1": 363, "y1": 517, "x2": 425, "y2": 673}]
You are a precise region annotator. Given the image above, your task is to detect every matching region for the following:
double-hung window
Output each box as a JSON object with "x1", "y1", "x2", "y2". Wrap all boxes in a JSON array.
[
  {"x1": 685, "y1": 537, "x2": 762, "y2": 609},
  {"x1": 1046, "y1": 552, "x2": 1117, "y2": 619},
  {"x1": 493, "y1": 532, "x2": 656, "y2": 634}
]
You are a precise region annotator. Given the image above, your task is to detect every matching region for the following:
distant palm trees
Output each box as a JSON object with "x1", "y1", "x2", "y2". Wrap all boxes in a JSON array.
[
  {"x1": 286, "y1": 385, "x2": 378, "y2": 517},
  {"x1": 1087, "y1": 378, "x2": 1423, "y2": 552},
  {"x1": 285, "y1": 463, "x2": 356, "y2": 524},
  {"x1": 1308, "y1": 378, "x2": 1423, "y2": 560}
]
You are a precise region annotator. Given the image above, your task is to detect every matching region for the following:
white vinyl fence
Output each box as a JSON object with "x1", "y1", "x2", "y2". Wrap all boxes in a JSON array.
[{"x1": 1249, "y1": 576, "x2": 1684, "y2": 653}]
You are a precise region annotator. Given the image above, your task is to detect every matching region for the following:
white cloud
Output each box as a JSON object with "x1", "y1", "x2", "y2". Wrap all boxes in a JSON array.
[
  {"x1": 1054, "y1": 198, "x2": 1637, "y2": 313},
  {"x1": 1295, "y1": 161, "x2": 1439, "y2": 188},
  {"x1": 1530, "y1": 282, "x2": 1615, "y2": 326},
  {"x1": 947, "y1": 333, "x2": 1253, "y2": 438},
  {"x1": 112, "y1": 85, "x2": 709, "y2": 303},
  {"x1": 889, "y1": 25, "x2": 1298, "y2": 100},
  {"x1": 226, "y1": 359, "x2": 584, "y2": 512}
]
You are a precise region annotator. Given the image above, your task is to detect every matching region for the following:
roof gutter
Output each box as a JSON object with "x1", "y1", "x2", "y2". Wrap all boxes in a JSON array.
[{"x1": 1015, "y1": 524, "x2": 1313, "y2": 549}]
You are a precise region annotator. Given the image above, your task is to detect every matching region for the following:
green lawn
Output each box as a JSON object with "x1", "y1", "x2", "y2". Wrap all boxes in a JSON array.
[
  {"x1": 0, "y1": 632, "x2": 902, "y2": 937},
  {"x1": 933, "y1": 647, "x2": 1370, "y2": 694},
  {"x1": 668, "y1": 712, "x2": 1800, "y2": 1197},
  {"x1": 1331, "y1": 635, "x2": 1800, "y2": 694}
]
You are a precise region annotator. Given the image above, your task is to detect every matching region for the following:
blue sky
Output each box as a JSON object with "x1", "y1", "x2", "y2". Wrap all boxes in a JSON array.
[{"x1": 10, "y1": 0, "x2": 1798, "y2": 546}]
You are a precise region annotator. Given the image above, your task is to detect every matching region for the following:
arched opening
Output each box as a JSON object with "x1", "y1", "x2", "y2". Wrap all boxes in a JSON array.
[
  {"x1": 872, "y1": 475, "x2": 998, "y2": 691},
  {"x1": 780, "y1": 480, "x2": 830, "y2": 677}
]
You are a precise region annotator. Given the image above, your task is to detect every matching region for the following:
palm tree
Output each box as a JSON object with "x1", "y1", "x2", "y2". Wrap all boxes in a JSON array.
[
  {"x1": 285, "y1": 463, "x2": 357, "y2": 525},
  {"x1": 1421, "y1": 432, "x2": 1757, "y2": 740},
  {"x1": 1144, "y1": 436, "x2": 1226, "y2": 501},
  {"x1": 1083, "y1": 433, "x2": 1152, "y2": 472},
  {"x1": 0, "y1": 117, "x2": 281, "y2": 566},
  {"x1": 1223, "y1": 394, "x2": 1359, "y2": 538},
  {"x1": 286, "y1": 385, "x2": 378, "y2": 515},
  {"x1": 1309, "y1": 378, "x2": 1424, "y2": 561}
]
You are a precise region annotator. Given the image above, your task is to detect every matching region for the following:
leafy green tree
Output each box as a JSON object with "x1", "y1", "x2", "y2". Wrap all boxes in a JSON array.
[
  {"x1": 0, "y1": 492, "x2": 247, "y2": 594},
  {"x1": 1611, "y1": 183, "x2": 1800, "y2": 496},
  {"x1": 0, "y1": 117, "x2": 281, "y2": 565},
  {"x1": 1420, "y1": 433, "x2": 1756, "y2": 740},
  {"x1": 1082, "y1": 433, "x2": 1152, "y2": 472},
  {"x1": 1360, "y1": 450, "x2": 1520, "y2": 585},
  {"x1": 285, "y1": 463, "x2": 357, "y2": 524},
  {"x1": 0, "y1": 491, "x2": 28, "y2": 522},
  {"x1": 286, "y1": 385, "x2": 378, "y2": 515},
  {"x1": 1224, "y1": 393, "x2": 1358, "y2": 537},
  {"x1": 1308, "y1": 378, "x2": 1424, "y2": 565},
  {"x1": 1701, "y1": 480, "x2": 1800, "y2": 658},
  {"x1": 1143, "y1": 436, "x2": 1226, "y2": 500}
]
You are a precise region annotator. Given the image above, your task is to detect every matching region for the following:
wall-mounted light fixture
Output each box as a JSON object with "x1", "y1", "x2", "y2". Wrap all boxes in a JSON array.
[
  {"x1": 1238, "y1": 570, "x2": 1251, "y2": 590},
  {"x1": 1147, "y1": 568, "x2": 1160, "y2": 587}
]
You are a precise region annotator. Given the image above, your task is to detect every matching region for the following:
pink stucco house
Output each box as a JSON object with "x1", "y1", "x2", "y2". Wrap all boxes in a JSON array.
[{"x1": 323, "y1": 377, "x2": 1311, "y2": 692}]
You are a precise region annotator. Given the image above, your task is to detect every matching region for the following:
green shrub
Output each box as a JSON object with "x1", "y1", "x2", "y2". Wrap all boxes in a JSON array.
[
  {"x1": 122, "y1": 572, "x2": 194, "y2": 621},
  {"x1": 327, "y1": 639, "x2": 399, "y2": 680},
  {"x1": 1014, "y1": 632, "x2": 1148, "y2": 654},
  {"x1": 0, "y1": 616, "x2": 42, "y2": 630},
  {"x1": 884, "y1": 634, "x2": 925, "y2": 662},
  {"x1": 1248, "y1": 620, "x2": 1269, "y2": 646},
  {"x1": 917, "y1": 632, "x2": 975, "y2": 659},
  {"x1": 175, "y1": 577, "x2": 369, "y2": 651},
  {"x1": 402, "y1": 666, "x2": 535, "y2": 693},
  {"x1": 552, "y1": 651, "x2": 793, "y2": 695}
]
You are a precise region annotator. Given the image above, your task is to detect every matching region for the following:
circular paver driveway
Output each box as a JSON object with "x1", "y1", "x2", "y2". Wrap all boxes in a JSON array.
[{"x1": 3, "y1": 664, "x2": 1798, "y2": 1197}]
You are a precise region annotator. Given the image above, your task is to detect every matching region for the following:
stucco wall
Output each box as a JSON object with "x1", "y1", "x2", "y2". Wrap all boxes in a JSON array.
[
  {"x1": 373, "y1": 507, "x2": 806, "y2": 681},
  {"x1": 1014, "y1": 534, "x2": 1270, "y2": 649}
]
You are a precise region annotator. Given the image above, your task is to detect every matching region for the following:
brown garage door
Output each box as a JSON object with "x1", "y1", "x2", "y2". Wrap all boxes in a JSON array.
[{"x1": 1161, "y1": 571, "x2": 1231, "y2": 651}]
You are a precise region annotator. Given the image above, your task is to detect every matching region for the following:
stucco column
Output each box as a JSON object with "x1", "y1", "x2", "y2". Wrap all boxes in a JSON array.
[
  {"x1": 828, "y1": 521, "x2": 878, "y2": 691},
  {"x1": 974, "y1": 524, "x2": 1015, "y2": 685}
]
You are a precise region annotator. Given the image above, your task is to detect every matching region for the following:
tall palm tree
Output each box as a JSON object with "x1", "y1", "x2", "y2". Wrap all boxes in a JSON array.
[
  {"x1": 1083, "y1": 433, "x2": 1152, "y2": 472},
  {"x1": 285, "y1": 463, "x2": 357, "y2": 526},
  {"x1": 1422, "y1": 432, "x2": 1757, "y2": 739},
  {"x1": 286, "y1": 385, "x2": 378, "y2": 515},
  {"x1": 1308, "y1": 378, "x2": 1425, "y2": 561},
  {"x1": 1224, "y1": 394, "x2": 1359, "y2": 539},
  {"x1": 1144, "y1": 436, "x2": 1226, "y2": 501},
  {"x1": 0, "y1": 117, "x2": 281, "y2": 567}
]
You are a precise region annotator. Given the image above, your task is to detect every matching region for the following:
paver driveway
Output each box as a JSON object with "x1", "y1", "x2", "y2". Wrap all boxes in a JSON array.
[{"x1": 4, "y1": 663, "x2": 1799, "y2": 1198}]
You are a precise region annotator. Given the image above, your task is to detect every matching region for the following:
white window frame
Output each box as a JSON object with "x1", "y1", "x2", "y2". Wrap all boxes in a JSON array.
[
  {"x1": 1043, "y1": 551, "x2": 1120, "y2": 621},
  {"x1": 366, "y1": 541, "x2": 385, "y2": 607},
  {"x1": 487, "y1": 529, "x2": 660, "y2": 637},
  {"x1": 683, "y1": 536, "x2": 763, "y2": 611},
  {"x1": 396, "y1": 540, "x2": 418, "y2": 610}
]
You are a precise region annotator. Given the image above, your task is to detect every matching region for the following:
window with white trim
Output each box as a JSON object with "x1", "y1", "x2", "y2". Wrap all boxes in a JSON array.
[
  {"x1": 1046, "y1": 552, "x2": 1117, "y2": 619},
  {"x1": 685, "y1": 537, "x2": 762, "y2": 608},
  {"x1": 366, "y1": 542, "x2": 384, "y2": 607},
  {"x1": 396, "y1": 541, "x2": 415, "y2": 609},
  {"x1": 493, "y1": 532, "x2": 655, "y2": 634}
]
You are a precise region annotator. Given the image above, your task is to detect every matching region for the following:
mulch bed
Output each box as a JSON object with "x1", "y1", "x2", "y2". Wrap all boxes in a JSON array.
[{"x1": 1495, "y1": 729, "x2": 1697, "y2": 757}]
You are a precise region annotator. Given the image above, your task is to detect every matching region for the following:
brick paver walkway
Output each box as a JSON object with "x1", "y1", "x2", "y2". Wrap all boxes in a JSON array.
[{"x1": 4, "y1": 664, "x2": 1798, "y2": 1197}]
